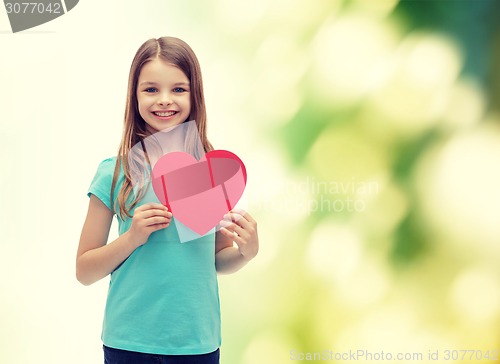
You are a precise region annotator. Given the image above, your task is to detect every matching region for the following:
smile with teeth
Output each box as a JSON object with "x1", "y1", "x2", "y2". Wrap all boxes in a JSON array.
[{"x1": 153, "y1": 111, "x2": 177, "y2": 117}]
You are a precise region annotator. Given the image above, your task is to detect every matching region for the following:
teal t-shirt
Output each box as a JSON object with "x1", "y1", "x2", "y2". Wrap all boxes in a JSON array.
[{"x1": 87, "y1": 157, "x2": 221, "y2": 355}]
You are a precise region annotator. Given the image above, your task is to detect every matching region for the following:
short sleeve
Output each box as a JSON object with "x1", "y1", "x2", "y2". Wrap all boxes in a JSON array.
[{"x1": 87, "y1": 157, "x2": 117, "y2": 211}]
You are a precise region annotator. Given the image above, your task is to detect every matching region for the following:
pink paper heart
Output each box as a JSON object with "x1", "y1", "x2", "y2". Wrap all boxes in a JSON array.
[{"x1": 151, "y1": 150, "x2": 247, "y2": 236}]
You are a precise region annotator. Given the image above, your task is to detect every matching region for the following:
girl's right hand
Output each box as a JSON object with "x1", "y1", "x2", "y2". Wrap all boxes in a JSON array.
[{"x1": 127, "y1": 203, "x2": 172, "y2": 247}]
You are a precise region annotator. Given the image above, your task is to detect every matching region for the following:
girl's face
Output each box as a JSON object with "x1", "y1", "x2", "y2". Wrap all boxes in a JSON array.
[{"x1": 137, "y1": 58, "x2": 191, "y2": 134}]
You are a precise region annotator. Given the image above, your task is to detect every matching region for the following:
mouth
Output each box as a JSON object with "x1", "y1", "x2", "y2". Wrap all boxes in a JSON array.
[{"x1": 153, "y1": 111, "x2": 178, "y2": 118}]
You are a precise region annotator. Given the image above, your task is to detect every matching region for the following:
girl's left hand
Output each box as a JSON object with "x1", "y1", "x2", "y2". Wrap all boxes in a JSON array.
[{"x1": 219, "y1": 210, "x2": 259, "y2": 260}]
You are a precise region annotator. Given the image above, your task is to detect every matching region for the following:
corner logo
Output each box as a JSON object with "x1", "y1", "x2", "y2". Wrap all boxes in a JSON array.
[{"x1": 3, "y1": 0, "x2": 78, "y2": 33}]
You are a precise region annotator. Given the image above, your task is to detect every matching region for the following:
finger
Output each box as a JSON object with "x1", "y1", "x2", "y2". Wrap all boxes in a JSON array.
[
  {"x1": 145, "y1": 216, "x2": 170, "y2": 226},
  {"x1": 151, "y1": 222, "x2": 170, "y2": 231},
  {"x1": 220, "y1": 227, "x2": 244, "y2": 244},
  {"x1": 138, "y1": 203, "x2": 169, "y2": 212},
  {"x1": 150, "y1": 203, "x2": 169, "y2": 212},
  {"x1": 223, "y1": 212, "x2": 250, "y2": 229},
  {"x1": 140, "y1": 209, "x2": 172, "y2": 219},
  {"x1": 219, "y1": 226, "x2": 237, "y2": 238},
  {"x1": 219, "y1": 219, "x2": 246, "y2": 237},
  {"x1": 223, "y1": 211, "x2": 244, "y2": 224},
  {"x1": 230, "y1": 209, "x2": 256, "y2": 224}
]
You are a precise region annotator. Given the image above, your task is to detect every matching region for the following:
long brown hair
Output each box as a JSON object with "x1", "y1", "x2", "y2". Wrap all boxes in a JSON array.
[{"x1": 111, "y1": 37, "x2": 213, "y2": 219}]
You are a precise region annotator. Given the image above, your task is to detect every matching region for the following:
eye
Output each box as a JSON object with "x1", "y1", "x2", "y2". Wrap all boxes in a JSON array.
[
  {"x1": 145, "y1": 87, "x2": 158, "y2": 93},
  {"x1": 173, "y1": 87, "x2": 186, "y2": 93}
]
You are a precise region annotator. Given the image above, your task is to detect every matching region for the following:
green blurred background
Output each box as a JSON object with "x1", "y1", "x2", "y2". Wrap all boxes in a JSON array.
[
  {"x1": 212, "y1": 0, "x2": 500, "y2": 363},
  {"x1": 1, "y1": 0, "x2": 499, "y2": 363}
]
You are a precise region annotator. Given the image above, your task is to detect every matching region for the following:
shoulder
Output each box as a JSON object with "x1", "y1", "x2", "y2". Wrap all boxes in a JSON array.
[
  {"x1": 88, "y1": 157, "x2": 120, "y2": 211},
  {"x1": 89, "y1": 157, "x2": 120, "y2": 189},
  {"x1": 93, "y1": 157, "x2": 120, "y2": 178},
  {"x1": 97, "y1": 156, "x2": 118, "y2": 171}
]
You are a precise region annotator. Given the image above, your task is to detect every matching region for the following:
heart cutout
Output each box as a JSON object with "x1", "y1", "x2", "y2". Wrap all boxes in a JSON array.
[{"x1": 151, "y1": 150, "x2": 247, "y2": 236}]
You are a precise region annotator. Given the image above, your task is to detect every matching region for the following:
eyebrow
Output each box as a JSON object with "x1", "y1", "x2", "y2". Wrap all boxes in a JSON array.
[{"x1": 139, "y1": 81, "x2": 190, "y2": 87}]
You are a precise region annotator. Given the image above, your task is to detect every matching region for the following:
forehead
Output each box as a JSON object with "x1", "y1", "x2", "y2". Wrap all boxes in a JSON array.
[{"x1": 138, "y1": 58, "x2": 189, "y2": 84}]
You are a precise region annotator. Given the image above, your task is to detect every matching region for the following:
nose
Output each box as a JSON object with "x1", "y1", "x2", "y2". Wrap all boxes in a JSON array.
[{"x1": 158, "y1": 91, "x2": 172, "y2": 106}]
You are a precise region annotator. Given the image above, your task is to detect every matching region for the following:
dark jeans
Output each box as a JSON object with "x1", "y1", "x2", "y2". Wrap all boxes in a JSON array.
[{"x1": 103, "y1": 345, "x2": 220, "y2": 364}]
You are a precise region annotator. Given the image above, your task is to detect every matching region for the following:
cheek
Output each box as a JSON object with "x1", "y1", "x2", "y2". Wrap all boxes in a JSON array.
[
  {"x1": 184, "y1": 98, "x2": 192, "y2": 111},
  {"x1": 137, "y1": 95, "x2": 148, "y2": 112},
  {"x1": 136, "y1": 99, "x2": 149, "y2": 120}
]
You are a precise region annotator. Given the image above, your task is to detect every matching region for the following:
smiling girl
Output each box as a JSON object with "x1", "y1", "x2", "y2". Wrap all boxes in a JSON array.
[{"x1": 76, "y1": 37, "x2": 259, "y2": 364}]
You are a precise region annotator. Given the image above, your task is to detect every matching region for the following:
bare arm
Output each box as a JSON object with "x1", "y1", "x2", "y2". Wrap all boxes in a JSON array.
[
  {"x1": 215, "y1": 210, "x2": 259, "y2": 274},
  {"x1": 76, "y1": 195, "x2": 171, "y2": 286}
]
